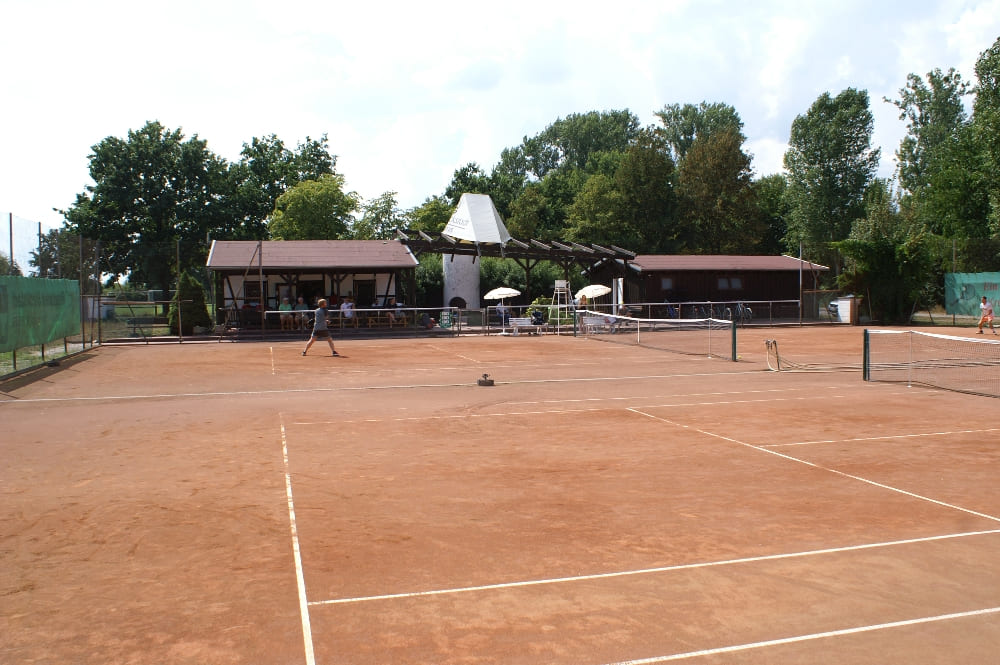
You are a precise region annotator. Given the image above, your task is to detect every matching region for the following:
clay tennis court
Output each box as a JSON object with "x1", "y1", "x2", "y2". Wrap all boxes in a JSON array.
[{"x1": 3, "y1": 326, "x2": 999, "y2": 664}]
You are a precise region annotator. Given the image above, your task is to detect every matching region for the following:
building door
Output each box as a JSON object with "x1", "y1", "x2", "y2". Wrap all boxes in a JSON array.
[{"x1": 354, "y1": 279, "x2": 376, "y2": 308}]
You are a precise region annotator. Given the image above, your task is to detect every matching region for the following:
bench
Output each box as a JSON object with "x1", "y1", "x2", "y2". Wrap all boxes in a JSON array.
[
  {"x1": 508, "y1": 317, "x2": 543, "y2": 335},
  {"x1": 126, "y1": 316, "x2": 167, "y2": 335},
  {"x1": 366, "y1": 311, "x2": 408, "y2": 328},
  {"x1": 581, "y1": 315, "x2": 616, "y2": 334}
]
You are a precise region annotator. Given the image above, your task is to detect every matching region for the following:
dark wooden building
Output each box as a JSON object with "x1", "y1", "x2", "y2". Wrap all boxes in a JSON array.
[{"x1": 594, "y1": 254, "x2": 828, "y2": 307}]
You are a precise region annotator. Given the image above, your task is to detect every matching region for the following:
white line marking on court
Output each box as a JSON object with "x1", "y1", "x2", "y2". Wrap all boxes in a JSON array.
[
  {"x1": 505, "y1": 386, "x2": 832, "y2": 406},
  {"x1": 270, "y1": 346, "x2": 276, "y2": 375},
  {"x1": 598, "y1": 606, "x2": 1000, "y2": 664},
  {"x1": 764, "y1": 427, "x2": 1000, "y2": 448},
  {"x1": 629, "y1": 409, "x2": 1000, "y2": 524},
  {"x1": 0, "y1": 371, "x2": 777, "y2": 405},
  {"x1": 307, "y1": 529, "x2": 1000, "y2": 606},
  {"x1": 280, "y1": 414, "x2": 316, "y2": 665}
]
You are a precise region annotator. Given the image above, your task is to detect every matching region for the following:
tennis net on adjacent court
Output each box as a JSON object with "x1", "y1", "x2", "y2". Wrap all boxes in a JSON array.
[
  {"x1": 863, "y1": 329, "x2": 1000, "y2": 398},
  {"x1": 576, "y1": 312, "x2": 736, "y2": 360}
]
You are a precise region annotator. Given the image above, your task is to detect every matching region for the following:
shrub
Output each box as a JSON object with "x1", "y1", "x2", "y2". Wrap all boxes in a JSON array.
[{"x1": 168, "y1": 272, "x2": 212, "y2": 335}]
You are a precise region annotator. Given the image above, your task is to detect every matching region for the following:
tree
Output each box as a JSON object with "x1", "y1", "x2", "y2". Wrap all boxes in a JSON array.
[
  {"x1": 783, "y1": 89, "x2": 880, "y2": 276},
  {"x1": 406, "y1": 196, "x2": 453, "y2": 234},
  {"x1": 531, "y1": 110, "x2": 640, "y2": 172},
  {"x1": 655, "y1": 102, "x2": 745, "y2": 162},
  {"x1": 353, "y1": 192, "x2": 405, "y2": 239},
  {"x1": 835, "y1": 180, "x2": 932, "y2": 323},
  {"x1": 444, "y1": 163, "x2": 491, "y2": 205},
  {"x1": 268, "y1": 174, "x2": 358, "y2": 240},
  {"x1": 972, "y1": 36, "x2": 1000, "y2": 232},
  {"x1": 751, "y1": 174, "x2": 790, "y2": 256},
  {"x1": 225, "y1": 134, "x2": 337, "y2": 239},
  {"x1": 613, "y1": 128, "x2": 678, "y2": 253},
  {"x1": 675, "y1": 127, "x2": 758, "y2": 254},
  {"x1": 886, "y1": 68, "x2": 970, "y2": 195},
  {"x1": 507, "y1": 185, "x2": 551, "y2": 240},
  {"x1": 1, "y1": 250, "x2": 22, "y2": 276},
  {"x1": 62, "y1": 121, "x2": 230, "y2": 295},
  {"x1": 564, "y1": 174, "x2": 623, "y2": 246},
  {"x1": 29, "y1": 227, "x2": 89, "y2": 279}
]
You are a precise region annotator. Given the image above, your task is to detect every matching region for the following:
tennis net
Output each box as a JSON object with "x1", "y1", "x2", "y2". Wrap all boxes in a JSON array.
[
  {"x1": 863, "y1": 329, "x2": 1000, "y2": 398},
  {"x1": 576, "y1": 312, "x2": 736, "y2": 360}
]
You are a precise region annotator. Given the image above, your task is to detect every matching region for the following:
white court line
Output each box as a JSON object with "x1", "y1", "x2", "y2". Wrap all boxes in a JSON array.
[
  {"x1": 599, "y1": 606, "x2": 1000, "y2": 664},
  {"x1": 280, "y1": 414, "x2": 316, "y2": 665},
  {"x1": 270, "y1": 346, "x2": 276, "y2": 375},
  {"x1": 764, "y1": 427, "x2": 1000, "y2": 448},
  {"x1": 292, "y1": 393, "x2": 875, "y2": 426},
  {"x1": 629, "y1": 408, "x2": 1000, "y2": 524},
  {"x1": 307, "y1": 528, "x2": 1000, "y2": 606},
  {"x1": 0, "y1": 370, "x2": 774, "y2": 405}
]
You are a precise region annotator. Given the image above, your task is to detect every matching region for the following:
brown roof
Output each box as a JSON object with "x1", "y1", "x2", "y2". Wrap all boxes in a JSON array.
[
  {"x1": 207, "y1": 240, "x2": 419, "y2": 271},
  {"x1": 630, "y1": 255, "x2": 828, "y2": 272}
]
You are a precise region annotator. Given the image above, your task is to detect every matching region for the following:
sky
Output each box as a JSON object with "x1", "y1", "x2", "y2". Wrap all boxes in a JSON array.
[{"x1": 2, "y1": 0, "x2": 999, "y2": 272}]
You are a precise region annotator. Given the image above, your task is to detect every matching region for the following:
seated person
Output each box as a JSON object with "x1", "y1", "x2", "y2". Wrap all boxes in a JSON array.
[
  {"x1": 385, "y1": 296, "x2": 400, "y2": 324},
  {"x1": 530, "y1": 309, "x2": 545, "y2": 326},
  {"x1": 294, "y1": 296, "x2": 310, "y2": 329},
  {"x1": 496, "y1": 303, "x2": 510, "y2": 325},
  {"x1": 279, "y1": 297, "x2": 294, "y2": 330},
  {"x1": 340, "y1": 297, "x2": 354, "y2": 323}
]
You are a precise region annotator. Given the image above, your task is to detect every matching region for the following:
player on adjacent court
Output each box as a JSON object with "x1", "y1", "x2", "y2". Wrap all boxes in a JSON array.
[
  {"x1": 302, "y1": 299, "x2": 340, "y2": 355},
  {"x1": 977, "y1": 296, "x2": 996, "y2": 334}
]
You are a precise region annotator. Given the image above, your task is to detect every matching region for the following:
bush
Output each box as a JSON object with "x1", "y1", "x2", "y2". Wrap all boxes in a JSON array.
[{"x1": 168, "y1": 272, "x2": 212, "y2": 335}]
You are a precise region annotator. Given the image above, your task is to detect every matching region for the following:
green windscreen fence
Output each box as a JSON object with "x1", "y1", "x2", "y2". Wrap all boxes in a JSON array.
[
  {"x1": 0, "y1": 276, "x2": 81, "y2": 352},
  {"x1": 944, "y1": 272, "x2": 1000, "y2": 316}
]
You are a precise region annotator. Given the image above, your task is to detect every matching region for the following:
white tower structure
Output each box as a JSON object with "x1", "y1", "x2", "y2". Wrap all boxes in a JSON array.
[{"x1": 441, "y1": 194, "x2": 511, "y2": 309}]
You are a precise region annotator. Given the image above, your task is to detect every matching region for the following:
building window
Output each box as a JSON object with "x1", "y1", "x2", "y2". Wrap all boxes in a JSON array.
[
  {"x1": 717, "y1": 276, "x2": 743, "y2": 290},
  {"x1": 661, "y1": 277, "x2": 673, "y2": 290}
]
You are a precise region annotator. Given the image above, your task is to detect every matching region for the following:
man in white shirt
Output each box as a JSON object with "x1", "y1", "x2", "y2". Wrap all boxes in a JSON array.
[{"x1": 977, "y1": 296, "x2": 996, "y2": 334}]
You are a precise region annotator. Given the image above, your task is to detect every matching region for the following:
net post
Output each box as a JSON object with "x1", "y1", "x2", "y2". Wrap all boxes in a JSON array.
[
  {"x1": 730, "y1": 319, "x2": 737, "y2": 361},
  {"x1": 862, "y1": 329, "x2": 870, "y2": 381}
]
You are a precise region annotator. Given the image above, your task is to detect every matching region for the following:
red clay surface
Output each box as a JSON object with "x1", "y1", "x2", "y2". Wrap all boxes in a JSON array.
[{"x1": 2, "y1": 325, "x2": 999, "y2": 664}]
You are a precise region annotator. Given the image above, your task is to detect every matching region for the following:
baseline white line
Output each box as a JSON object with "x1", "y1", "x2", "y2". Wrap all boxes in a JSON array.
[
  {"x1": 629, "y1": 408, "x2": 1000, "y2": 524},
  {"x1": 600, "y1": 606, "x2": 1000, "y2": 664},
  {"x1": 280, "y1": 414, "x2": 316, "y2": 665},
  {"x1": 307, "y1": 529, "x2": 1000, "y2": 607},
  {"x1": 764, "y1": 427, "x2": 1000, "y2": 448},
  {"x1": 505, "y1": 386, "x2": 840, "y2": 406},
  {"x1": 292, "y1": 393, "x2": 865, "y2": 426},
  {"x1": 0, "y1": 371, "x2": 775, "y2": 405}
]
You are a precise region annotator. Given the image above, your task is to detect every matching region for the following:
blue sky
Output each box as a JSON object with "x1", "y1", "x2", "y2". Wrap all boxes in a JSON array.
[{"x1": 2, "y1": 0, "x2": 999, "y2": 271}]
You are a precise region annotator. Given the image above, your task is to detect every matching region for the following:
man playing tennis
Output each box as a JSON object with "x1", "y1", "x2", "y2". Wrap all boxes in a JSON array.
[
  {"x1": 302, "y1": 299, "x2": 340, "y2": 356},
  {"x1": 977, "y1": 296, "x2": 996, "y2": 334}
]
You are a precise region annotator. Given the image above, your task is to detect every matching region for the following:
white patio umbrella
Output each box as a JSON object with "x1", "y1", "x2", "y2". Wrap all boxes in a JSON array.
[
  {"x1": 484, "y1": 287, "x2": 521, "y2": 300},
  {"x1": 575, "y1": 284, "x2": 612, "y2": 300}
]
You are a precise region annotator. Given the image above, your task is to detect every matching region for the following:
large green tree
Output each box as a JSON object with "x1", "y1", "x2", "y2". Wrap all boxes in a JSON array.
[
  {"x1": 225, "y1": 134, "x2": 336, "y2": 239},
  {"x1": 835, "y1": 180, "x2": 932, "y2": 323},
  {"x1": 887, "y1": 68, "x2": 970, "y2": 195},
  {"x1": 353, "y1": 192, "x2": 405, "y2": 240},
  {"x1": 63, "y1": 121, "x2": 230, "y2": 294},
  {"x1": 655, "y1": 101, "x2": 745, "y2": 162},
  {"x1": 406, "y1": 196, "x2": 453, "y2": 234},
  {"x1": 268, "y1": 174, "x2": 358, "y2": 240},
  {"x1": 675, "y1": 127, "x2": 758, "y2": 254},
  {"x1": 973, "y1": 36, "x2": 1000, "y2": 233},
  {"x1": 751, "y1": 174, "x2": 791, "y2": 256},
  {"x1": 783, "y1": 88, "x2": 880, "y2": 276},
  {"x1": 612, "y1": 128, "x2": 678, "y2": 253}
]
